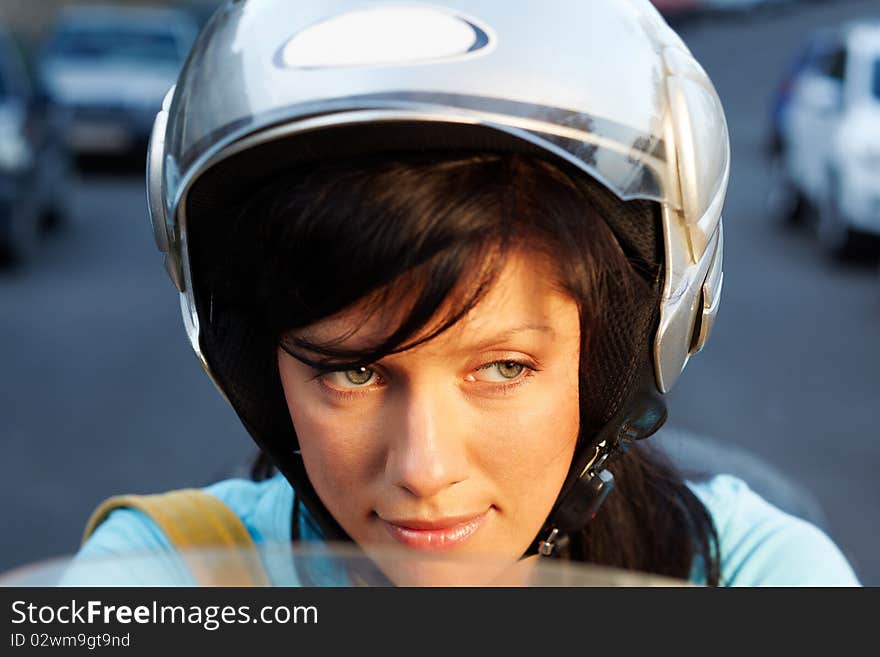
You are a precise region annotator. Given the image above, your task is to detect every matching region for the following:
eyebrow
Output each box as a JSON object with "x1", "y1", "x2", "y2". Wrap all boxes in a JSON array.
[
  {"x1": 281, "y1": 323, "x2": 556, "y2": 371},
  {"x1": 456, "y1": 324, "x2": 556, "y2": 352}
]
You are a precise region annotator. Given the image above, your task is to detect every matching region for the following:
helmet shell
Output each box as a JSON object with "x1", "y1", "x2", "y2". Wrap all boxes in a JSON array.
[{"x1": 148, "y1": 0, "x2": 728, "y2": 397}]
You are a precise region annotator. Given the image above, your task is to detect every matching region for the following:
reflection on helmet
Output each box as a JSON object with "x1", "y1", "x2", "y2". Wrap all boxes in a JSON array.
[{"x1": 146, "y1": 0, "x2": 729, "y2": 544}]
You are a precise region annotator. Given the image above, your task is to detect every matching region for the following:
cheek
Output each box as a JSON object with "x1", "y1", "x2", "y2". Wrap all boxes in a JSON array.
[
  {"x1": 467, "y1": 376, "x2": 578, "y2": 552},
  {"x1": 279, "y1": 367, "x2": 384, "y2": 510},
  {"x1": 472, "y1": 369, "x2": 580, "y2": 500}
]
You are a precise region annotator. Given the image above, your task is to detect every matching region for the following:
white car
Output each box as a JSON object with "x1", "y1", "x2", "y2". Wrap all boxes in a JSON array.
[
  {"x1": 39, "y1": 5, "x2": 198, "y2": 156},
  {"x1": 775, "y1": 21, "x2": 880, "y2": 257}
]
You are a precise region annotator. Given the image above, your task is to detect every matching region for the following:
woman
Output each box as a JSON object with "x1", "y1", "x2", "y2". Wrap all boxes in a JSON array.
[{"x1": 77, "y1": 0, "x2": 858, "y2": 586}]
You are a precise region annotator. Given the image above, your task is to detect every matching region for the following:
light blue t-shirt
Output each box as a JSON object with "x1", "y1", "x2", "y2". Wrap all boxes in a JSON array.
[{"x1": 69, "y1": 473, "x2": 860, "y2": 586}]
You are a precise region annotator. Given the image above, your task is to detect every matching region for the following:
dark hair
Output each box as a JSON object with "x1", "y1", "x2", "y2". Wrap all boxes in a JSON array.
[{"x1": 201, "y1": 152, "x2": 720, "y2": 585}]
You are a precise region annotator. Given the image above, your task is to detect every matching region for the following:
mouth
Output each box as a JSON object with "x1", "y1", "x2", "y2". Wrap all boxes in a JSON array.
[{"x1": 379, "y1": 509, "x2": 491, "y2": 551}]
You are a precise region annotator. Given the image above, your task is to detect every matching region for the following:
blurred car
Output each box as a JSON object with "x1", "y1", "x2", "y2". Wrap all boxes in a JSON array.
[
  {"x1": 772, "y1": 21, "x2": 880, "y2": 257},
  {"x1": 769, "y1": 35, "x2": 828, "y2": 156},
  {"x1": 38, "y1": 5, "x2": 198, "y2": 157},
  {"x1": 765, "y1": 30, "x2": 834, "y2": 224},
  {"x1": 0, "y1": 28, "x2": 72, "y2": 265}
]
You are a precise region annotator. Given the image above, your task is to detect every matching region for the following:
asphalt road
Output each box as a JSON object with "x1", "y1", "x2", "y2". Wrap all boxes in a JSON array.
[
  {"x1": 2, "y1": 0, "x2": 878, "y2": 584},
  {"x1": 666, "y1": 0, "x2": 880, "y2": 586}
]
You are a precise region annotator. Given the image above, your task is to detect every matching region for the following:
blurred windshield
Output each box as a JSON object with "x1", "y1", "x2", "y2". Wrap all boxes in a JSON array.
[{"x1": 46, "y1": 24, "x2": 184, "y2": 65}]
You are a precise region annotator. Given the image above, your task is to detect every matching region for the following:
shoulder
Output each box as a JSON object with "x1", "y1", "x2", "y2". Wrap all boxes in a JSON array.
[
  {"x1": 68, "y1": 474, "x2": 334, "y2": 586},
  {"x1": 201, "y1": 473, "x2": 296, "y2": 543},
  {"x1": 687, "y1": 475, "x2": 860, "y2": 586},
  {"x1": 77, "y1": 474, "x2": 295, "y2": 562}
]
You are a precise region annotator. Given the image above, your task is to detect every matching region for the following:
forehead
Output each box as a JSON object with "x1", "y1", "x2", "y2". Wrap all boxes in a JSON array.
[{"x1": 293, "y1": 250, "x2": 575, "y2": 352}]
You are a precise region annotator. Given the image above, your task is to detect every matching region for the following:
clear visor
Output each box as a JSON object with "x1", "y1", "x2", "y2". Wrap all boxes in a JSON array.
[{"x1": 3, "y1": 542, "x2": 691, "y2": 587}]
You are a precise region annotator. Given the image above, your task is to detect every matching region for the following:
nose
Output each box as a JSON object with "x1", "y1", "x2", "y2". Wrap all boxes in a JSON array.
[{"x1": 384, "y1": 382, "x2": 469, "y2": 499}]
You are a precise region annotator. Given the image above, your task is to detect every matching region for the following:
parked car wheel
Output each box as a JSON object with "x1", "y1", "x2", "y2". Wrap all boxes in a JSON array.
[
  {"x1": 2, "y1": 197, "x2": 40, "y2": 266},
  {"x1": 766, "y1": 150, "x2": 807, "y2": 226},
  {"x1": 817, "y1": 172, "x2": 857, "y2": 259},
  {"x1": 40, "y1": 201, "x2": 66, "y2": 235},
  {"x1": 40, "y1": 163, "x2": 74, "y2": 235}
]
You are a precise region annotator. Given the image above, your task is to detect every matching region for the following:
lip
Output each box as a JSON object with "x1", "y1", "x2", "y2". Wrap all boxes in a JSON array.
[{"x1": 380, "y1": 510, "x2": 490, "y2": 551}]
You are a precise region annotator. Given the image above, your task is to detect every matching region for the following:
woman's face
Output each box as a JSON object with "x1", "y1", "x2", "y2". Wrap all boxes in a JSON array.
[{"x1": 277, "y1": 250, "x2": 581, "y2": 584}]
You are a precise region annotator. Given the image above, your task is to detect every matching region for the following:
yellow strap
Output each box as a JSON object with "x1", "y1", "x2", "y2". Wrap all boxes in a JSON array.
[{"x1": 83, "y1": 489, "x2": 270, "y2": 587}]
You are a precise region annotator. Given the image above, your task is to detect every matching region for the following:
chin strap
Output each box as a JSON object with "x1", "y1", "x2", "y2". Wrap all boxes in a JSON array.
[{"x1": 538, "y1": 442, "x2": 616, "y2": 557}]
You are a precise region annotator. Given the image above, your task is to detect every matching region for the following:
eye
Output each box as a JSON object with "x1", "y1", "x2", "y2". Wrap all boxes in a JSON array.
[
  {"x1": 325, "y1": 366, "x2": 379, "y2": 388},
  {"x1": 472, "y1": 360, "x2": 528, "y2": 383}
]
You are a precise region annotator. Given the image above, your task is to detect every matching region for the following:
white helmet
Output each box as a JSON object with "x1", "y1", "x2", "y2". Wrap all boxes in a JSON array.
[{"x1": 146, "y1": 0, "x2": 728, "y2": 545}]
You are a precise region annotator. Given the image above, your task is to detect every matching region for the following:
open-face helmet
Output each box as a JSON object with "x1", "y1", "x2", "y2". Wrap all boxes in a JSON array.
[{"x1": 146, "y1": 0, "x2": 728, "y2": 548}]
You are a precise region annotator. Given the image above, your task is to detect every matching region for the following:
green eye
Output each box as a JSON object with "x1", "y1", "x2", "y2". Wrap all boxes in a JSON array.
[
  {"x1": 344, "y1": 367, "x2": 374, "y2": 385},
  {"x1": 496, "y1": 361, "x2": 524, "y2": 379}
]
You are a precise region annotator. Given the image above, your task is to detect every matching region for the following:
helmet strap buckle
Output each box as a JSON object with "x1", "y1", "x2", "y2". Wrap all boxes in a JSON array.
[{"x1": 538, "y1": 443, "x2": 616, "y2": 558}]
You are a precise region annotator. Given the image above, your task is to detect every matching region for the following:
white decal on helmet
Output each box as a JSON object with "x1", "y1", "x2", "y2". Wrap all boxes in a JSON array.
[{"x1": 279, "y1": 6, "x2": 493, "y2": 69}]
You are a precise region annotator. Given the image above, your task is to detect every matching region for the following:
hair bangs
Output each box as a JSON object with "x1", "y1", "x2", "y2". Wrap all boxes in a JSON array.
[
  {"x1": 206, "y1": 154, "x2": 526, "y2": 370},
  {"x1": 277, "y1": 239, "x2": 506, "y2": 370}
]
